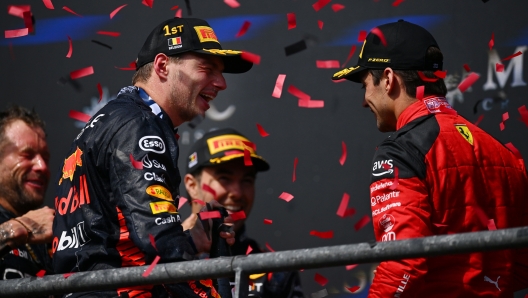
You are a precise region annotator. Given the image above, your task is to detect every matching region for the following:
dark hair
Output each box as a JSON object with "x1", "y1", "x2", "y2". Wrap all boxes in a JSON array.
[
  {"x1": 0, "y1": 105, "x2": 46, "y2": 152},
  {"x1": 369, "y1": 47, "x2": 447, "y2": 98},
  {"x1": 132, "y1": 56, "x2": 181, "y2": 85}
]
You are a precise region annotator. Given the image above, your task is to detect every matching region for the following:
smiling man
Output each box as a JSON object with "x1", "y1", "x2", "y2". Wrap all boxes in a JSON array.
[
  {"x1": 52, "y1": 17, "x2": 252, "y2": 297},
  {"x1": 332, "y1": 20, "x2": 528, "y2": 297}
]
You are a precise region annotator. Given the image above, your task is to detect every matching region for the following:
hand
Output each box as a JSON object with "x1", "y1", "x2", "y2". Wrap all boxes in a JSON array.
[
  {"x1": 188, "y1": 202, "x2": 235, "y2": 254},
  {"x1": 182, "y1": 213, "x2": 198, "y2": 231},
  {"x1": 16, "y1": 206, "x2": 55, "y2": 244}
]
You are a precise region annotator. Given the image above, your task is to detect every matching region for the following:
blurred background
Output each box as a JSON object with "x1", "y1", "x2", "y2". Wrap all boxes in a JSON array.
[{"x1": 1, "y1": 0, "x2": 527, "y2": 296}]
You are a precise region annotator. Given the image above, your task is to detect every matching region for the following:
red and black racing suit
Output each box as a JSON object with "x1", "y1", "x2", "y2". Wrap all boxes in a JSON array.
[{"x1": 368, "y1": 96, "x2": 528, "y2": 297}]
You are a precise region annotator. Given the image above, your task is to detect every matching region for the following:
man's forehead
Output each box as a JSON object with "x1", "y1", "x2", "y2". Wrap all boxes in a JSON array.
[
  {"x1": 184, "y1": 52, "x2": 224, "y2": 71},
  {"x1": 4, "y1": 120, "x2": 47, "y2": 148},
  {"x1": 207, "y1": 161, "x2": 256, "y2": 176}
]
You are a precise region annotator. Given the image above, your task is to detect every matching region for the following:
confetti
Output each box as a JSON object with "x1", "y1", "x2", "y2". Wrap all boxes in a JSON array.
[
  {"x1": 174, "y1": 9, "x2": 182, "y2": 18},
  {"x1": 230, "y1": 210, "x2": 246, "y2": 221},
  {"x1": 129, "y1": 154, "x2": 143, "y2": 169},
  {"x1": 316, "y1": 60, "x2": 340, "y2": 68},
  {"x1": 346, "y1": 286, "x2": 360, "y2": 293},
  {"x1": 489, "y1": 32, "x2": 494, "y2": 51},
  {"x1": 63, "y1": 273, "x2": 74, "y2": 279},
  {"x1": 341, "y1": 45, "x2": 356, "y2": 67},
  {"x1": 501, "y1": 51, "x2": 523, "y2": 61},
  {"x1": 202, "y1": 184, "x2": 217, "y2": 197},
  {"x1": 66, "y1": 36, "x2": 73, "y2": 58},
  {"x1": 434, "y1": 70, "x2": 447, "y2": 78},
  {"x1": 177, "y1": 197, "x2": 188, "y2": 210},
  {"x1": 69, "y1": 110, "x2": 91, "y2": 123},
  {"x1": 496, "y1": 63, "x2": 504, "y2": 72},
  {"x1": 285, "y1": 40, "x2": 307, "y2": 56},
  {"x1": 149, "y1": 234, "x2": 158, "y2": 251},
  {"x1": 287, "y1": 13, "x2": 296, "y2": 30},
  {"x1": 8, "y1": 5, "x2": 30, "y2": 18},
  {"x1": 92, "y1": 40, "x2": 112, "y2": 50},
  {"x1": 36, "y1": 270, "x2": 46, "y2": 277},
  {"x1": 392, "y1": 0, "x2": 404, "y2": 6},
  {"x1": 474, "y1": 114, "x2": 484, "y2": 126},
  {"x1": 518, "y1": 105, "x2": 528, "y2": 127},
  {"x1": 224, "y1": 0, "x2": 240, "y2": 8},
  {"x1": 192, "y1": 199, "x2": 206, "y2": 206},
  {"x1": 318, "y1": 20, "x2": 323, "y2": 30},
  {"x1": 354, "y1": 215, "x2": 371, "y2": 231},
  {"x1": 97, "y1": 83, "x2": 103, "y2": 102},
  {"x1": 499, "y1": 112, "x2": 509, "y2": 131},
  {"x1": 345, "y1": 264, "x2": 358, "y2": 270},
  {"x1": 336, "y1": 193, "x2": 355, "y2": 218},
  {"x1": 62, "y1": 6, "x2": 82, "y2": 17},
  {"x1": 288, "y1": 85, "x2": 310, "y2": 100},
  {"x1": 505, "y1": 142, "x2": 523, "y2": 160},
  {"x1": 458, "y1": 72, "x2": 480, "y2": 93},
  {"x1": 70, "y1": 66, "x2": 94, "y2": 80},
  {"x1": 487, "y1": 219, "x2": 497, "y2": 231},
  {"x1": 358, "y1": 30, "x2": 367, "y2": 42},
  {"x1": 293, "y1": 157, "x2": 298, "y2": 182},
  {"x1": 265, "y1": 242, "x2": 275, "y2": 252},
  {"x1": 463, "y1": 64, "x2": 471, "y2": 72},
  {"x1": 310, "y1": 230, "x2": 334, "y2": 239},
  {"x1": 199, "y1": 211, "x2": 221, "y2": 220},
  {"x1": 279, "y1": 192, "x2": 294, "y2": 202},
  {"x1": 246, "y1": 246, "x2": 253, "y2": 255},
  {"x1": 416, "y1": 85, "x2": 425, "y2": 100},
  {"x1": 264, "y1": 219, "x2": 273, "y2": 224},
  {"x1": 298, "y1": 99, "x2": 324, "y2": 108},
  {"x1": 110, "y1": 4, "x2": 127, "y2": 19},
  {"x1": 23, "y1": 11, "x2": 34, "y2": 33},
  {"x1": 312, "y1": 0, "x2": 331, "y2": 12},
  {"x1": 389, "y1": 167, "x2": 399, "y2": 190},
  {"x1": 331, "y1": 4, "x2": 345, "y2": 12},
  {"x1": 171, "y1": 5, "x2": 179, "y2": 10},
  {"x1": 339, "y1": 141, "x2": 347, "y2": 165},
  {"x1": 142, "y1": 0, "x2": 153, "y2": 8},
  {"x1": 115, "y1": 61, "x2": 137, "y2": 70},
  {"x1": 5, "y1": 28, "x2": 28, "y2": 38},
  {"x1": 142, "y1": 255, "x2": 160, "y2": 277},
  {"x1": 272, "y1": 74, "x2": 286, "y2": 98},
  {"x1": 418, "y1": 71, "x2": 439, "y2": 82},
  {"x1": 256, "y1": 123, "x2": 269, "y2": 137},
  {"x1": 370, "y1": 27, "x2": 387, "y2": 46},
  {"x1": 241, "y1": 51, "x2": 261, "y2": 65},
  {"x1": 314, "y1": 273, "x2": 328, "y2": 286},
  {"x1": 236, "y1": 21, "x2": 251, "y2": 38},
  {"x1": 97, "y1": 31, "x2": 121, "y2": 37},
  {"x1": 244, "y1": 148, "x2": 253, "y2": 166},
  {"x1": 43, "y1": 0, "x2": 54, "y2": 9}
]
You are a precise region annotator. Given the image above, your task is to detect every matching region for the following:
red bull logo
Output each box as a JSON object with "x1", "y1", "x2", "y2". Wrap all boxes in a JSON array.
[{"x1": 60, "y1": 147, "x2": 83, "y2": 185}]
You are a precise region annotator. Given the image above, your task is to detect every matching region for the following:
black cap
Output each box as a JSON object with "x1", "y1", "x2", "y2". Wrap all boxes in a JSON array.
[
  {"x1": 332, "y1": 20, "x2": 442, "y2": 82},
  {"x1": 186, "y1": 128, "x2": 270, "y2": 174},
  {"x1": 136, "y1": 17, "x2": 253, "y2": 73}
]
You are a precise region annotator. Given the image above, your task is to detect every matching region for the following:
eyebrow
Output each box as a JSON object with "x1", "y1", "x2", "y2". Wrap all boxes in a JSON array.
[{"x1": 214, "y1": 168, "x2": 256, "y2": 178}]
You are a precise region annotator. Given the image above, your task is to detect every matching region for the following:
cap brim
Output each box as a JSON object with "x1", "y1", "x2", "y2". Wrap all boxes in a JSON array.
[
  {"x1": 195, "y1": 49, "x2": 253, "y2": 74},
  {"x1": 205, "y1": 153, "x2": 270, "y2": 172},
  {"x1": 332, "y1": 65, "x2": 366, "y2": 83}
]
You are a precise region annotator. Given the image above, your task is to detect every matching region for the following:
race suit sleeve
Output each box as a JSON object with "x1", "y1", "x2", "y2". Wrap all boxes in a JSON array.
[{"x1": 367, "y1": 140, "x2": 433, "y2": 298}]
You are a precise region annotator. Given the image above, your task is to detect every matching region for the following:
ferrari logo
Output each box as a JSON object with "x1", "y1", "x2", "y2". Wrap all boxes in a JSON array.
[{"x1": 455, "y1": 124, "x2": 473, "y2": 145}]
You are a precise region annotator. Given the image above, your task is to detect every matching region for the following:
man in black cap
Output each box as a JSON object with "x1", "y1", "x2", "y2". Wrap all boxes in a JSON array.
[
  {"x1": 182, "y1": 128, "x2": 304, "y2": 298},
  {"x1": 332, "y1": 20, "x2": 528, "y2": 297},
  {"x1": 52, "y1": 17, "x2": 252, "y2": 297}
]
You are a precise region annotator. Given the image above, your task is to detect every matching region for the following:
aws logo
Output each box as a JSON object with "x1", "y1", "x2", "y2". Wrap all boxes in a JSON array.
[{"x1": 372, "y1": 159, "x2": 393, "y2": 176}]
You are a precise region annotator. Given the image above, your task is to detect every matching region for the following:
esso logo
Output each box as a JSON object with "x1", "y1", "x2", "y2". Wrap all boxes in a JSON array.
[
  {"x1": 378, "y1": 214, "x2": 396, "y2": 233},
  {"x1": 139, "y1": 136, "x2": 166, "y2": 154}
]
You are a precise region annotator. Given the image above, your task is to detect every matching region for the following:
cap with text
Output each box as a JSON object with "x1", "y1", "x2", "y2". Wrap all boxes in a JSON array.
[
  {"x1": 186, "y1": 128, "x2": 270, "y2": 174},
  {"x1": 332, "y1": 20, "x2": 442, "y2": 82},
  {"x1": 136, "y1": 17, "x2": 252, "y2": 73}
]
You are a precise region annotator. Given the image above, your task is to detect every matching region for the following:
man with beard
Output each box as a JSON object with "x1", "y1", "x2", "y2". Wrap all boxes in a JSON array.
[
  {"x1": 52, "y1": 17, "x2": 252, "y2": 297},
  {"x1": 0, "y1": 105, "x2": 54, "y2": 280}
]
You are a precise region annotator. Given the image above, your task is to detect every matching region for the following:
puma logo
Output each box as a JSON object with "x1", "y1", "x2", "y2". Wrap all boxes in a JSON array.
[{"x1": 484, "y1": 276, "x2": 501, "y2": 291}]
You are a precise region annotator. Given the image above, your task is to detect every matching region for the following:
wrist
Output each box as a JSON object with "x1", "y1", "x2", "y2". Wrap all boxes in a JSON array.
[{"x1": 10, "y1": 218, "x2": 31, "y2": 246}]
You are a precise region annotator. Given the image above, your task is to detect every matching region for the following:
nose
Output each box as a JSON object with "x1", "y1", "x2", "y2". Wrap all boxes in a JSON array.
[
  {"x1": 227, "y1": 182, "x2": 243, "y2": 202},
  {"x1": 362, "y1": 98, "x2": 368, "y2": 108},
  {"x1": 213, "y1": 73, "x2": 227, "y2": 91},
  {"x1": 33, "y1": 154, "x2": 50, "y2": 177}
]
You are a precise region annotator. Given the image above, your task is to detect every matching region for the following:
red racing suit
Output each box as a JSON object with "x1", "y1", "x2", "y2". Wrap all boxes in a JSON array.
[{"x1": 368, "y1": 96, "x2": 528, "y2": 298}]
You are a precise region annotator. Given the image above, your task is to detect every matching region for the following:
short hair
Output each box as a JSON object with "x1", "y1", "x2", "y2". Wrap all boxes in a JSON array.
[
  {"x1": 369, "y1": 47, "x2": 447, "y2": 98},
  {"x1": 0, "y1": 105, "x2": 46, "y2": 153},
  {"x1": 132, "y1": 56, "x2": 181, "y2": 85}
]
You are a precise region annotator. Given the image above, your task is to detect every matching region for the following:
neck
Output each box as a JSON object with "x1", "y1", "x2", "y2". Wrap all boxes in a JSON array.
[
  {"x1": 134, "y1": 82, "x2": 184, "y2": 127},
  {"x1": 394, "y1": 95, "x2": 418, "y2": 123},
  {"x1": 0, "y1": 199, "x2": 20, "y2": 217}
]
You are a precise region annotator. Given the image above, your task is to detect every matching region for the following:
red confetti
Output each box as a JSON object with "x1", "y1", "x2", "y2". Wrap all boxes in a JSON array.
[
  {"x1": 199, "y1": 211, "x2": 221, "y2": 220},
  {"x1": 97, "y1": 83, "x2": 103, "y2": 102},
  {"x1": 142, "y1": 0, "x2": 153, "y2": 8},
  {"x1": 389, "y1": 167, "x2": 399, "y2": 190},
  {"x1": 358, "y1": 30, "x2": 367, "y2": 42},
  {"x1": 318, "y1": 20, "x2": 323, "y2": 30},
  {"x1": 241, "y1": 51, "x2": 261, "y2": 65},
  {"x1": 69, "y1": 110, "x2": 91, "y2": 123},
  {"x1": 62, "y1": 6, "x2": 82, "y2": 17},
  {"x1": 8, "y1": 5, "x2": 30, "y2": 18},
  {"x1": 43, "y1": 0, "x2": 54, "y2": 9},
  {"x1": 346, "y1": 264, "x2": 358, "y2": 270},
  {"x1": 310, "y1": 230, "x2": 334, "y2": 239},
  {"x1": 115, "y1": 61, "x2": 136, "y2": 71},
  {"x1": 97, "y1": 31, "x2": 121, "y2": 37},
  {"x1": 224, "y1": 0, "x2": 240, "y2": 8},
  {"x1": 129, "y1": 154, "x2": 143, "y2": 169},
  {"x1": 279, "y1": 192, "x2": 294, "y2": 202},
  {"x1": 202, "y1": 184, "x2": 217, "y2": 198},
  {"x1": 518, "y1": 105, "x2": 528, "y2": 127},
  {"x1": 236, "y1": 21, "x2": 251, "y2": 38},
  {"x1": 264, "y1": 219, "x2": 273, "y2": 224},
  {"x1": 268, "y1": 273, "x2": 273, "y2": 281},
  {"x1": 5, "y1": 28, "x2": 28, "y2": 39},
  {"x1": 487, "y1": 219, "x2": 497, "y2": 231},
  {"x1": 192, "y1": 199, "x2": 206, "y2": 206},
  {"x1": 244, "y1": 148, "x2": 253, "y2": 166},
  {"x1": 170, "y1": 5, "x2": 179, "y2": 10},
  {"x1": 293, "y1": 157, "x2": 298, "y2": 182},
  {"x1": 502, "y1": 51, "x2": 523, "y2": 61},
  {"x1": 333, "y1": 79, "x2": 346, "y2": 83},
  {"x1": 246, "y1": 246, "x2": 253, "y2": 255},
  {"x1": 288, "y1": 85, "x2": 310, "y2": 100},
  {"x1": 458, "y1": 72, "x2": 480, "y2": 93},
  {"x1": 314, "y1": 273, "x2": 328, "y2": 286},
  {"x1": 505, "y1": 142, "x2": 523, "y2": 160},
  {"x1": 287, "y1": 13, "x2": 296, "y2": 30},
  {"x1": 23, "y1": 11, "x2": 34, "y2": 33},
  {"x1": 331, "y1": 4, "x2": 345, "y2": 12},
  {"x1": 272, "y1": 74, "x2": 286, "y2": 98},
  {"x1": 336, "y1": 193, "x2": 355, "y2": 218},
  {"x1": 463, "y1": 64, "x2": 471, "y2": 72},
  {"x1": 316, "y1": 60, "x2": 340, "y2": 68},
  {"x1": 178, "y1": 197, "x2": 188, "y2": 210},
  {"x1": 434, "y1": 70, "x2": 447, "y2": 79},
  {"x1": 418, "y1": 71, "x2": 439, "y2": 82},
  {"x1": 499, "y1": 112, "x2": 509, "y2": 131},
  {"x1": 341, "y1": 45, "x2": 357, "y2": 68},
  {"x1": 70, "y1": 66, "x2": 94, "y2": 80},
  {"x1": 354, "y1": 215, "x2": 371, "y2": 231},
  {"x1": 66, "y1": 35, "x2": 73, "y2": 58},
  {"x1": 174, "y1": 9, "x2": 182, "y2": 18},
  {"x1": 229, "y1": 210, "x2": 246, "y2": 221},
  {"x1": 474, "y1": 114, "x2": 484, "y2": 126},
  {"x1": 63, "y1": 273, "x2": 74, "y2": 279},
  {"x1": 265, "y1": 242, "x2": 275, "y2": 252},
  {"x1": 298, "y1": 99, "x2": 324, "y2": 108},
  {"x1": 346, "y1": 286, "x2": 360, "y2": 293},
  {"x1": 370, "y1": 27, "x2": 387, "y2": 46},
  {"x1": 312, "y1": 0, "x2": 331, "y2": 11},
  {"x1": 110, "y1": 4, "x2": 127, "y2": 19},
  {"x1": 256, "y1": 123, "x2": 269, "y2": 137},
  {"x1": 489, "y1": 32, "x2": 494, "y2": 51},
  {"x1": 339, "y1": 141, "x2": 347, "y2": 165},
  {"x1": 149, "y1": 234, "x2": 158, "y2": 251},
  {"x1": 496, "y1": 63, "x2": 504, "y2": 72},
  {"x1": 36, "y1": 269, "x2": 46, "y2": 277},
  {"x1": 392, "y1": 0, "x2": 404, "y2": 6},
  {"x1": 142, "y1": 255, "x2": 160, "y2": 277},
  {"x1": 416, "y1": 85, "x2": 425, "y2": 100}
]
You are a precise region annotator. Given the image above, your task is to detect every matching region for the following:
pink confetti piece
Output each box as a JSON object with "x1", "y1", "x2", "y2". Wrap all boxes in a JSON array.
[
  {"x1": 69, "y1": 110, "x2": 91, "y2": 123},
  {"x1": 149, "y1": 234, "x2": 158, "y2": 251},
  {"x1": 312, "y1": 0, "x2": 331, "y2": 12},
  {"x1": 110, "y1": 4, "x2": 127, "y2": 19},
  {"x1": 272, "y1": 74, "x2": 286, "y2": 98},
  {"x1": 115, "y1": 61, "x2": 136, "y2": 71},
  {"x1": 241, "y1": 51, "x2": 261, "y2": 64},
  {"x1": 142, "y1": 255, "x2": 160, "y2": 277},
  {"x1": 244, "y1": 148, "x2": 253, "y2": 166},
  {"x1": 202, "y1": 184, "x2": 217, "y2": 198},
  {"x1": 310, "y1": 230, "x2": 334, "y2": 239},
  {"x1": 97, "y1": 83, "x2": 103, "y2": 102},
  {"x1": 129, "y1": 154, "x2": 143, "y2": 169},
  {"x1": 246, "y1": 246, "x2": 253, "y2": 255},
  {"x1": 236, "y1": 21, "x2": 251, "y2": 38},
  {"x1": 8, "y1": 5, "x2": 31, "y2": 18},
  {"x1": 66, "y1": 35, "x2": 73, "y2": 58},
  {"x1": 298, "y1": 99, "x2": 324, "y2": 108},
  {"x1": 314, "y1": 273, "x2": 328, "y2": 286},
  {"x1": 43, "y1": 0, "x2": 54, "y2": 9},
  {"x1": 346, "y1": 286, "x2": 360, "y2": 293},
  {"x1": 416, "y1": 85, "x2": 425, "y2": 100},
  {"x1": 518, "y1": 105, "x2": 528, "y2": 127},
  {"x1": 199, "y1": 211, "x2": 221, "y2": 220},
  {"x1": 489, "y1": 32, "x2": 494, "y2": 51},
  {"x1": 264, "y1": 219, "x2": 273, "y2": 224},
  {"x1": 500, "y1": 112, "x2": 509, "y2": 131},
  {"x1": 97, "y1": 31, "x2": 121, "y2": 37},
  {"x1": 463, "y1": 64, "x2": 471, "y2": 72},
  {"x1": 370, "y1": 27, "x2": 387, "y2": 46},
  {"x1": 62, "y1": 6, "x2": 82, "y2": 17},
  {"x1": 316, "y1": 60, "x2": 340, "y2": 68},
  {"x1": 474, "y1": 114, "x2": 484, "y2": 126},
  {"x1": 333, "y1": 79, "x2": 346, "y2": 83},
  {"x1": 229, "y1": 210, "x2": 246, "y2": 221},
  {"x1": 63, "y1": 273, "x2": 74, "y2": 279},
  {"x1": 389, "y1": 167, "x2": 399, "y2": 190},
  {"x1": 293, "y1": 157, "x2": 298, "y2": 182},
  {"x1": 341, "y1": 45, "x2": 357, "y2": 68},
  {"x1": 288, "y1": 85, "x2": 310, "y2": 100},
  {"x1": 265, "y1": 242, "x2": 275, "y2": 252},
  {"x1": 142, "y1": 0, "x2": 153, "y2": 8},
  {"x1": 36, "y1": 269, "x2": 46, "y2": 277},
  {"x1": 392, "y1": 0, "x2": 404, "y2": 6},
  {"x1": 418, "y1": 71, "x2": 439, "y2": 82},
  {"x1": 224, "y1": 0, "x2": 240, "y2": 8},
  {"x1": 318, "y1": 20, "x2": 323, "y2": 30},
  {"x1": 279, "y1": 192, "x2": 294, "y2": 202},
  {"x1": 256, "y1": 123, "x2": 269, "y2": 137},
  {"x1": 5, "y1": 28, "x2": 28, "y2": 38},
  {"x1": 502, "y1": 51, "x2": 523, "y2": 61},
  {"x1": 354, "y1": 215, "x2": 371, "y2": 231},
  {"x1": 458, "y1": 72, "x2": 480, "y2": 93},
  {"x1": 331, "y1": 4, "x2": 345, "y2": 12},
  {"x1": 70, "y1": 66, "x2": 94, "y2": 80},
  {"x1": 496, "y1": 63, "x2": 504, "y2": 72},
  {"x1": 487, "y1": 219, "x2": 497, "y2": 231},
  {"x1": 287, "y1": 13, "x2": 296, "y2": 30},
  {"x1": 358, "y1": 30, "x2": 367, "y2": 42},
  {"x1": 339, "y1": 141, "x2": 347, "y2": 165},
  {"x1": 505, "y1": 142, "x2": 523, "y2": 160},
  {"x1": 174, "y1": 9, "x2": 182, "y2": 18},
  {"x1": 345, "y1": 264, "x2": 358, "y2": 270},
  {"x1": 433, "y1": 70, "x2": 447, "y2": 79},
  {"x1": 177, "y1": 197, "x2": 188, "y2": 210},
  {"x1": 336, "y1": 193, "x2": 355, "y2": 218}
]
